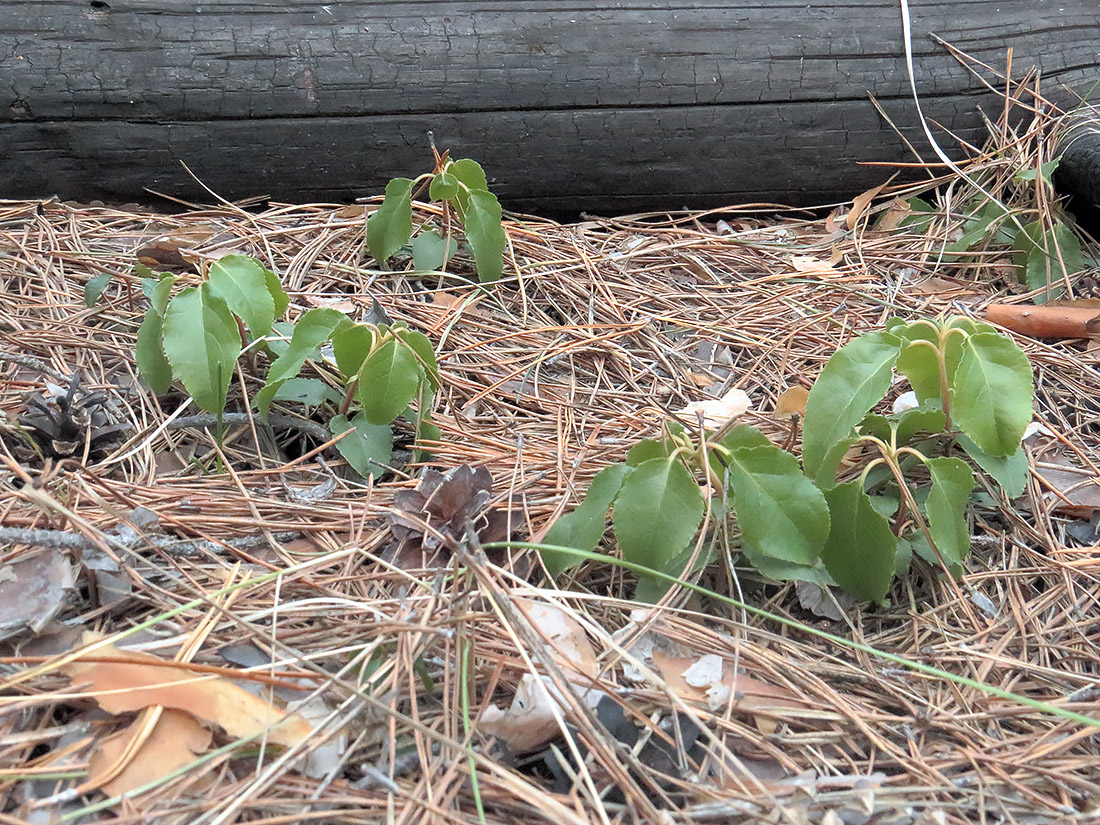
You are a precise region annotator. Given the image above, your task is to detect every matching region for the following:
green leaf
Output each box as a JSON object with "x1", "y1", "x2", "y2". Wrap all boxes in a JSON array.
[
  {"x1": 895, "y1": 325, "x2": 942, "y2": 403},
  {"x1": 802, "y1": 331, "x2": 901, "y2": 480},
  {"x1": 429, "y1": 172, "x2": 460, "y2": 201},
  {"x1": 611, "y1": 458, "x2": 704, "y2": 602},
  {"x1": 161, "y1": 285, "x2": 242, "y2": 415},
  {"x1": 450, "y1": 158, "x2": 489, "y2": 193},
  {"x1": 265, "y1": 320, "x2": 295, "y2": 358},
  {"x1": 950, "y1": 332, "x2": 1033, "y2": 456},
  {"x1": 739, "y1": 547, "x2": 832, "y2": 585},
  {"x1": 1016, "y1": 158, "x2": 1060, "y2": 187},
  {"x1": 331, "y1": 323, "x2": 374, "y2": 379},
  {"x1": 626, "y1": 438, "x2": 671, "y2": 466},
  {"x1": 543, "y1": 463, "x2": 632, "y2": 577},
  {"x1": 895, "y1": 406, "x2": 947, "y2": 445},
  {"x1": 83, "y1": 273, "x2": 112, "y2": 307},
  {"x1": 718, "y1": 424, "x2": 772, "y2": 452},
  {"x1": 356, "y1": 338, "x2": 423, "y2": 425},
  {"x1": 925, "y1": 457, "x2": 974, "y2": 566},
  {"x1": 725, "y1": 445, "x2": 830, "y2": 566},
  {"x1": 330, "y1": 413, "x2": 393, "y2": 478},
  {"x1": 148, "y1": 274, "x2": 176, "y2": 316},
  {"x1": 262, "y1": 264, "x2": 290, "y2": 318},
  {"x1": 821, "y1": 481, "x2": 898, "y2": 602},
  {"x1": 709, "y1": 424, "x2": 773, "y2": 484},
  {"x1": 395, "y1": 328, "x2": 441, "y2": 391},
  {"x1": 413, "y1": 419, "x2": 442, "y2": 462},
  {"x1": 366, "y1": 177, "x2": 414, "y2": 267},
  {"x1": 256, "y1": 308, "x2": 348, "y2": 417},
  {"x1": 898, "y1": 197, "x2": 936, "y2": 234},
  {"x1": 207, "y1": 255, "x2": 275, "y2": 338},
  {"x1": 135, "y1": 309, "x2": 172, "y2": 394},
  {"x1": 271, "y1": 377, "x2": 339, "y2": 407},
  {"x1": 411, "y1": 229, "x2": 458, "y2": 272},
  {"x1": 857, "y1": 413, "x2": 892, "y2": 443},
  {"x1": 1013, "y1": 219, "x2": 1083, "y2": 294},
  {"x1": 464, "y1": 190, "x2": 506, "y2": 283},
  {"x1": 958, "y1": 435, "x2": 1028, "y2": 498}
]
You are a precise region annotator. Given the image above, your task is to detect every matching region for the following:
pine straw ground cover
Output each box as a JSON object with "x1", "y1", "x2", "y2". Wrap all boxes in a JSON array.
[{"x1": 2, "y1": 100, "x2": 1100, "y2": 825}]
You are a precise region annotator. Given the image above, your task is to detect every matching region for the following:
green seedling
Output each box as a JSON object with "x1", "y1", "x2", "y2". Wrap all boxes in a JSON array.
[
  {"x1": 544, "y1": 316, "x2": 1034, "y2": 605},
  {"x1": 367, "y1": 152, "x2": 506, "y2": 283}
]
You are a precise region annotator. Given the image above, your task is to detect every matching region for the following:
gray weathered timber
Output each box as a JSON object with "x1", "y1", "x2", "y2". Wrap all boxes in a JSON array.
[{"x1": 1, "y1": 1, "x2": 1097, "y2": 214}]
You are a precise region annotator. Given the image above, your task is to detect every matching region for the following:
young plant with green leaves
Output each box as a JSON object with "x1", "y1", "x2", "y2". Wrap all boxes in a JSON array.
[
  {"x1": 135, "y1": 255, "x2": 289, "y2": 416},
  {"x1": 366, "y1": 153, "x2": 507, "y2": 283},
  {"x1": 255, "y1": 309, "x2": 440, "y2": 479},
  {"x1": 900, "y1": 157, "x2": 1084, "y2": 300},
  {"x1": 543, "y1": 316, "x2": 1034, "y2": 605},
  {"x1": 134, "y1": 253, "x2": 441, "y2": 478}
]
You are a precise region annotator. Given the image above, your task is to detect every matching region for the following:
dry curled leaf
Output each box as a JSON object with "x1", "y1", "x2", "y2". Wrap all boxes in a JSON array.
[
  {"x1": 673, "y1": 387, "x2": 752, "y2": 430},
  {"x1": 88, "y1": 709, "x2": 212, "y2": 800},
  {"x1": 0, "y1": 552, "x2": 75, "y2": 643},
  {"x1": 62, "y1": 634, "x2": 313, "y2": 749},
  {"x1": 478, "y1": 599, "x2": 603, "y2": 753}
]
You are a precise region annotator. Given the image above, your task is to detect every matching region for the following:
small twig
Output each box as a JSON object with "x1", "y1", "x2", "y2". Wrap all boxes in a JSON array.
[{"x1": 0, "y1": 525, "x2": 301, "y2": 560}]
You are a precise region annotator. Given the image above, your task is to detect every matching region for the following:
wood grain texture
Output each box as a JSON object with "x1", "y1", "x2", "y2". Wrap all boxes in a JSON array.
[{"x1": 2, "y1": 1, "x2": 1097, "y2": 213}]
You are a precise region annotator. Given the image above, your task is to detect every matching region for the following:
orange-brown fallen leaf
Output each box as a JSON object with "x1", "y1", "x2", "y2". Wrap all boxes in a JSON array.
[
  {"x1": 847, "y1": 182, "x2": 888, "y2": 230},
  {"x1": 88, "y1": 709, "x2": 212, "y2": 800},
  {"x1": 774, "y1": 385, "x2": 810, "y2": 418},
  {"x1": 987, "y1": 302, "x2": 1100, "y2": 340},
  {"x1": 62, "y1": 635, "x2": 313, "y2": 749}
]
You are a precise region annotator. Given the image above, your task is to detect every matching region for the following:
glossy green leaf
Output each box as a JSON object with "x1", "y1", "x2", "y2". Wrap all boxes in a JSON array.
[
  {"x1": 331, "y1": 323, "x2": 374, "y2": 379},
  {"x1": 255, "y1": 308, "x2": 348, "y2": 417},
  {"x1": 207, "y1": 254, "x2": 275, "y2": 338},
  {"x1": 821, "y1": 481, "x2": 897, "y2": 602},
  {"x1": 330, "y1": 413, "x2": 393, "y2": 478},
  {"x1": 894, "y1": 406, "x2": 947, "y2": 446},
  {"x1": 271, "y1": 377, "x2": 339, "y2": 407},
  {"x1": 925, "y1": 457, "x2": 974, "y2": 566},
  {"x1": 950, "y1": 332, "x2": 1033, "y2": 456},
  {"x1": 135, "y1": 309, "x2": 172, "y2": 394},
  {"x1": 265, "y1": 320, "x2": 295, "y2": 358},
  {"x1": 411, "y1": 229, "x2": 458, "y2": 272},
  {"x1": 958, "y1": 435, "x2": 1028, "y2": 498},
  {"x1": 161, "y1": 285, "x2": 241, "y2": 415},
  {"x1": 356, "y1": 338, "x2": 423, "y2": 425},
  {"x1": 148, "y1": 274, "x2": 176, "y2": 316},
  {"x1": 543, "y1": 463, "x2": 632, "y2": 577},
  {"x1": 83, "y1": 273, "x2": 112, "y2": 307},
  {"x1": 802, "y1": 331, "x2": 901, "y2": 479},
  {"x1": 429, "y1": 172, "x2": 460, "y2": 201},
  {"x1": 450, "y1": 158, "x2": 489, "y2": 193},
  {"x1": 611, "y1": 457, "x2": 704, "y2": 602},
  {"x1": 395, "y1": 328, "x2": 441, "y2": 391},
  {"x1": 262, "y1": 264, "x2": 290, "y2": 317},
  {"x1": 464, "y1": 190, "x2": 506, "y2": 283},
  {"x1": 895, "y1": 325, "x2": 941, "y2": 403},
  {"x1": 626, "y1": 438, "x2": 671, "y2": 466},
  {"x1": 725, "y1": 444, "x2": 830, "y2": 565},
  {"x1": 366, "y1": 177, "x2": 414, "y2": 266}
]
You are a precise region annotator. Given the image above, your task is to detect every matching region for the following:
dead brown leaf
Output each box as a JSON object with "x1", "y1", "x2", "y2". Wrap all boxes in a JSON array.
[
  {"x1": 1034, "y1": 454, "x2": 1100, "y2": 518},
  {"x1": 62, "y1": 634, "x2": 314, "y2": 749},
  {"x1": 88, "y1": 709, "x2": 212, "y2": 800},
  {"x1": 0, "y1": 552, "x2": 75, "y2": 643},
  {"x1": 774, "y1": 385, "x2": 810, "y2": 418},
  {"x1": 846, "y1": 182, "x2": 888, "y2": 230}
]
